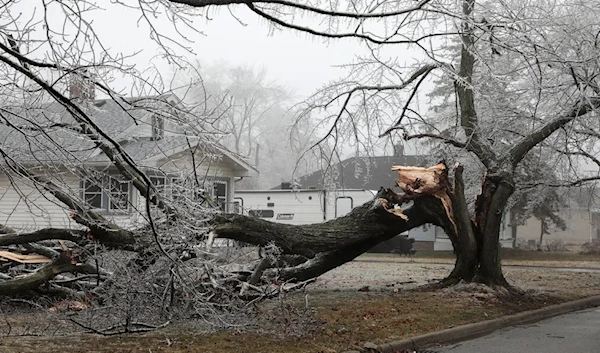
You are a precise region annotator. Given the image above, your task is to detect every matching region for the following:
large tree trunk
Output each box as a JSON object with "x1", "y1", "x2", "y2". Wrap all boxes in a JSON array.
[
  {"x1": 213, "y1": 187, "x2": 434, "y2": 259},
  {"x1": 473, "y1": 174, "x2": 513, "y2": 286},
  {"x1": 441, "y1": 165, "x2": 478, "y2": 283},
  {"x1": 408, "y1": 165, "x2": 513, "y2": 286}
]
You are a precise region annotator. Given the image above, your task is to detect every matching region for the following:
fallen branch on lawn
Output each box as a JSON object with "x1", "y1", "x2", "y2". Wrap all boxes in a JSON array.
[{"x1": 0, "y1": 252, "x2": 81, "y2": 296}]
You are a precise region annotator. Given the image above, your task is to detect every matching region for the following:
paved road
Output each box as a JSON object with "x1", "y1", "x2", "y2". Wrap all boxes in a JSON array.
[{"x1": 434, "y1": 308, "x2": 600, "y2": 353}]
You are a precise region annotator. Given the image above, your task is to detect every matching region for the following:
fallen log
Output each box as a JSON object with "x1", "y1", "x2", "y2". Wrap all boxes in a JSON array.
[
  {"x1": 212, "y1": 187, "x2": 435, "y2": 259},
  {"x1": 0, "y1": 252, "x2": 80, "y2": 296},
  {"x1": 212, "y1": 163, "x2": 457, "y2": 282}
]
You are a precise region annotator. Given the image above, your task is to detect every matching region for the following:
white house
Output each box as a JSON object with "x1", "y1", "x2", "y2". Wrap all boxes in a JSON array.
[{"x1": 0, "y1": 90, "x2": 257, "y2": 231}]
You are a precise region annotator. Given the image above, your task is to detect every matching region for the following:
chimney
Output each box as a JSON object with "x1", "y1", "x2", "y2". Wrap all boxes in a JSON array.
[
  {"x1": 393, "y1": 142, "x2": 404, "y2": 156},
  {"x1": 69, "y1": 70, "x2": 95, "y2": 100}
]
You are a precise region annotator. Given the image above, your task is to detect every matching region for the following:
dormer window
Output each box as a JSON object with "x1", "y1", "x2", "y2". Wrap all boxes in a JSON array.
[{"x1": 151, "y1": 115, "x2": 164, "y2": 140}]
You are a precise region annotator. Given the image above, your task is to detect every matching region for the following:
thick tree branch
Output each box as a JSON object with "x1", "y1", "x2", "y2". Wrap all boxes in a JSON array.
[
  {"x1": 266, "y1": 203, "x2": 432, "y2": 281},
  {"x1": 169, "y1": 0, "x2": 434, "y2": 19},
  {"x1": 212, "y1": 188, "x2": 433, "y2": 258},
  {"x1": 0, "y1": 252, "x2": 80, "y2": 296},
  {"x1": 509, "y1": 97, "x2": 600, "y2": 167},
  {"x1": 0, "y1": 228, "x2": 86, "y2": 247},
  {"x1": 456, "y1": 0, "x2": 497, "y2": 168}
]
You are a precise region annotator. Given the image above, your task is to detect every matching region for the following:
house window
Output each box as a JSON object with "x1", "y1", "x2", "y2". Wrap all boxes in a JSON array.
[
  {"x1": 107, "y1": 177, "x2": 130, "y2": 211},
  {"x1": 83, "y1": 176, "x2": 103, "y2": 209},
  {"x1": 212, "y1": 180, "x2": 227, "y2": 211},
  {"x1": 151, "y1": 115, "x2": 164, "y2": 140},
  {"x1": 82, "y1": 174, "x2": 131, "y2": 213},
  {"x1": 249, "y1": 209, "x2": 274, "y2": 218},
  {"x1": 149, "y1": 175, "x2": 167, "y2": 195}
]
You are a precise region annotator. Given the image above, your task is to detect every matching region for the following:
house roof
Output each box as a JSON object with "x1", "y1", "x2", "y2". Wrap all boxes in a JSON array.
[
  {"x1": 286, "y1": 155, "x2": 426, "y2": 191},
  {"x1": 0, "y1": 96, "x2": 258, "y2": 176},
  {"x1": 88, "y1": 136, "x2": 258, "y2": 176}
]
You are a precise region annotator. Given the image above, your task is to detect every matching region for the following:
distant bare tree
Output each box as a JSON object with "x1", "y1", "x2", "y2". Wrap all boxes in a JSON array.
[{"x1": 187, "y1": 63, "x2": 314, "y2": 189}]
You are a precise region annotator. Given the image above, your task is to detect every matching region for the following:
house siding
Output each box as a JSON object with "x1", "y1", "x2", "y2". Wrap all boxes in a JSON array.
[
  {"x1": 0, "y1": 171, "x2": 145, "y2": 230},
  {"x1": 154, "y1": 152, "x2": 237, "y2": 211},
  {"x1": 516, "y1": 207, "x2": 592, "y2": 245},
  {"x1": 0, "y1": 157, "x2": 239, "y2": 231},
  {"x1": 0, "y1": 173, "x2": 78, "y2": 230},
  {"x1": 157, "y1": 152, "x2": 234, "y2": 178}
]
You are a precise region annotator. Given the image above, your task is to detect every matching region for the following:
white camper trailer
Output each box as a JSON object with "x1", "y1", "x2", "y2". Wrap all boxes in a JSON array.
[{"x1": 233, "y1": 189, "x2": 377, "y2": 225}]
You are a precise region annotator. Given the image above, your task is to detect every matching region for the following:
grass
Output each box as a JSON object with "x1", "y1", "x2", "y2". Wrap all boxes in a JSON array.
[
  {"x1": 413, "y1": 248, "x2": 600, "y2": 262},
  {"x1": 0, "y1": 290, "x2": 567, "y2": 353},
  {"x1": 362, "y1": 249, "x2": 600, "y2": 264}
]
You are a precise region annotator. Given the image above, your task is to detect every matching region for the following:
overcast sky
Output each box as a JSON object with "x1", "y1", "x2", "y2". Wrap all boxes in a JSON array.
[{"x1": 73, "y1": 3, "x2": 368, "y2": 97}]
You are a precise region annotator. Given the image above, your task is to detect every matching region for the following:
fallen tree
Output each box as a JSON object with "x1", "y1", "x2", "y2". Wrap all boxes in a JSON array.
[
  {"x1": 0, "y1": 163, "x2": 453, "y2": 296},
  {"x1": 0, "y1": 161, "x2": 526, "y2": 296}
]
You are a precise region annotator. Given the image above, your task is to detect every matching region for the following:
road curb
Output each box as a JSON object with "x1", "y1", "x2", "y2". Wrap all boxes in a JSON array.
[{"x1": 344, "y1": 294, "x2": 600, "y2": 353}]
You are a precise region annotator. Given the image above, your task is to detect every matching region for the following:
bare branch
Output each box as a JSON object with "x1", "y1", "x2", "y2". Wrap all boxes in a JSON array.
[
  {"x1": 509, "y1": 97, "x2": 600, "y2": 167},
  {"x1": 169, "y1": 0, "x2": 435, "y2": 19},
  {"x1": 404, "y1": 133, "x2": 467, "y2": 148}
]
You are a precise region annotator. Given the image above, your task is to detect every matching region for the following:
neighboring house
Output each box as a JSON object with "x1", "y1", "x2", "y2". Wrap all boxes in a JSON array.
[
  {"x1": 514, "y1": 189, "x2": 600, "y2": 248},
  {"x1": 0, "y1": 84, "x2": 257, "y2": 231}
]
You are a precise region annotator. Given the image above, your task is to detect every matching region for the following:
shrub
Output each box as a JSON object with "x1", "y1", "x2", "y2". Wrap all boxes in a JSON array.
[
  {"x1": 543, "y1": 240, "x2": 568, "y2": 252},
  {"x1": 579, "y1": 241, "x2": 600, "y2": 255}
]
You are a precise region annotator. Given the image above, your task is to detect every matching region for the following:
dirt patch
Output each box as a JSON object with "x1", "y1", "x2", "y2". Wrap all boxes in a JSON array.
[{"x1": 0, "y1": 291, "x2": 558, "y2": 353}]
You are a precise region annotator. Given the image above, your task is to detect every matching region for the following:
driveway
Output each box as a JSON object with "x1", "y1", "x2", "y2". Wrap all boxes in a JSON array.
[{"x1": 435, "y1": 307, "x2": 600, "y2": 353}]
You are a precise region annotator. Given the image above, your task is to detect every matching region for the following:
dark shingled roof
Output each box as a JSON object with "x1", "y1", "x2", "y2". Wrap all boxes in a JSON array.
[
  {"x1": 286, "y1": 155, "x2": 426, "y2": 191},
  {"x1": 0, "y1": 95, "x2": 257, "y2": 175},
  {"x1": 0, "y1": 97, "x2": 163, "y2": 164}
]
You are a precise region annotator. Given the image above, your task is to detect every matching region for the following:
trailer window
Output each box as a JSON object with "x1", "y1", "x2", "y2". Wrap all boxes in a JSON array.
[
  {"x1": 249, "y1": 209, "x2": 274, "y2": 218},
  {"x1": 335, "y1": 197, "x2": 353, "y2": 217}
]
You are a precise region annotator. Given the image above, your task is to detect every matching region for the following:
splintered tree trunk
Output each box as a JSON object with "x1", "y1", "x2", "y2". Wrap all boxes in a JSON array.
[
  {"x1": 412, "y1": 165, "x2": 513, "y2": 286},
  {"x1": 442, "y1": 165, "x2": 478, "y2": 283}
]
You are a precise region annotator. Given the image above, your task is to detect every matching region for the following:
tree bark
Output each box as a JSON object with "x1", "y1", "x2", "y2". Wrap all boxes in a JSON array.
[
  {"x1": 0, "y1": 252, "x2": 80, "y2": 296},
  {"x1": 0, "y1": 228, "x2": 86, "y2": 247},
  {"x1": 265, "y1": 203, "x2": 432, "y2": 281},
  {"x1": 538, "y1": 219, "x2": 546, "y2": 251},
  {"x1": 212, "y1": 187, "x2": 434, "y2": 258},
  {"x1": 443, "y1": 165, "x2": 479, "y2": 283},
  {"x1": 473, "y1": 174, "x2": 513, "y2": 286}
]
